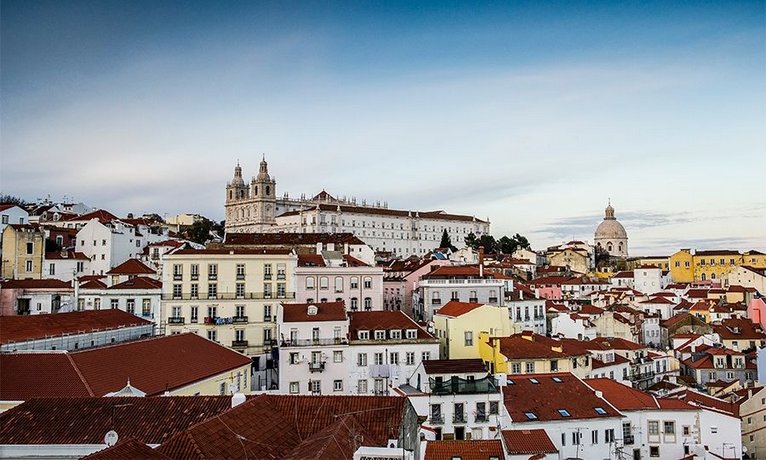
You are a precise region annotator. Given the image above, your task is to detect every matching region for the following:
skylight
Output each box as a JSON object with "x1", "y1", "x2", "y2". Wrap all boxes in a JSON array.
[
  {"x1": 594, "y1": 407, "x2": 607, "y2": 415},
  {"x1": 558, "y1": 409, "x2": 571, "y2": 417},
  {"x1": 507, "y1": 379, "x2": 515, "y2": 385},
  {"x1": 529, "y1": 378, "x2": 539, "y2": 384},
  {"x1": 552, "y1": 376, "x2": 563, "y2": 383},
  {"x1": 525, "y1": 412, "x2": 537, "y2": 420}
]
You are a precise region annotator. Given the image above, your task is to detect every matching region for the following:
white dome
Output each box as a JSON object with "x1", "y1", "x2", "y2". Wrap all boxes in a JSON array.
[{"x1": 595, "y1": 219, "x2": 627, "y2": 239}]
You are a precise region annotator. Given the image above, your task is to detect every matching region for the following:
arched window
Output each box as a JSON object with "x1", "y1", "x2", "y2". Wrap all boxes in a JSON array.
[
  {"x1": 364, "y1": 297, "x2": 372, "y2": 310},
  {"x1": 319, "y1": 277, "x2": 329, "y2": 290},
  {"x1": 305, "y1": 277, "x2": 315, "y2": 289},
  {"x1": 711, "y1": 273, "x2": 716, "y2": 280},
  {"x1": 701, "y1": 273, "x2": 706, "y2": 281},
  {"x1": 350, "y1": 277, "x2": 359, "y2": 289},
  {"x1": 350, "y1": 297, "x2": 358, "y2": 311},
  {"x1": 618, "y1": 242, "x2": 623, "y2": 252},
  {"x1": 607, "y1": 243, "x2": 613, "y2": 252},
  {"x1": 363, "y1": 277, "x2": 372, "y2": 289},
  {"x1": 254, "y1": 186, "x2": 258, "y2": 196},
  {"x1": 266, "y1": 186, "x2": 270, "y2": 195},
  {"x1": 334, "y1": 277, "x2": 344, "y2": 292}
]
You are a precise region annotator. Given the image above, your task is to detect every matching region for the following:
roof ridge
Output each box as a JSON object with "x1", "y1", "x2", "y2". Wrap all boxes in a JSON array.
[{"x1": 65, "y1": 353, "x2": 95, "y2": 396}]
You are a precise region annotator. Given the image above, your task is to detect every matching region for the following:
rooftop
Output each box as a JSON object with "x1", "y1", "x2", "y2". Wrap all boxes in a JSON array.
[
  {"x1": 500, "y1": 429, "x2": 558, "y2": 455},
  {"x1": 424, "y1": 440, "x2": 503, "y2": 460},
  {"x1": 0, "y1": 309, "x2": 152, "y2": 345},
  {"x1": 423, "y1": 359, "x2": 487, "y2": 375},
  {"x1": 349, "y1": 311, "x2": 434, "y2": 340},
  {"x1": 435, "y1": 300, "x2": 486, "y2": 317},
  {"x1": 281, "y1": 301, "x2": 347, "y2": 322},
  {"x1": 105, "y1": 258, "x2": 156, "y2": 275}
]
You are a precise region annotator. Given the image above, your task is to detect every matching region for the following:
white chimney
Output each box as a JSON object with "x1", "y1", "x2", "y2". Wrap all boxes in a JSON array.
[{"x1": 231, "y1": 392, "x2": 246, "y2": 408}]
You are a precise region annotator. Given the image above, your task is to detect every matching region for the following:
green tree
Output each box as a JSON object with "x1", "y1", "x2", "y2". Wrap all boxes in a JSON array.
[
  {"x1": 187, "y1": 219, "x2": 213, "y2": 244},
  {"x1": 512, "y1": 233, "x2": 530, "y2": 250},
  {"x1": 478, "y1": 235, "x2": 498, "y2": 254},
  {"x1": 498, "y1": 236, "x2": 516, "y2": 254},
  {"x1": 439, "y1": 229, "x2": 457, "y2": 252},
  {"x1": 0, "y1": 194, "x2": 28, "y2": 206},
  {"x1": 464, "y1": 232, "x2": 478, "y2": 250}
]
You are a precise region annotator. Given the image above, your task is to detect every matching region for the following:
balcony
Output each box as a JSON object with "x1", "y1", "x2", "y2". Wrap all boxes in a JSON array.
[
  {"x1": 488, "y1": 297, "x2": 498, "y2": 303},
  {"x1": 236, "y1": 274, "x2": 245, "y2": 280},
  {"x1": 308, "y1": 361, "x2": 326, "y2": 372},
  {"x1": 263, "y1": 315, "x2": 272, "y2": 322},
  {"x1": 208, "y1": 274, "x2": 217, "y2": 281},
  {"x1": 173, "y1": 274, "x2": 182, "y2": 281},
  {"x1": 168, "y1": 317, "x2": 185, "y2": 324},
  {"x1": 428, "y1": 415, "x2": 444, "y2": 425},
  {"x1": 431, "y1": 299, "x2": 442, "y2": 305},
  {"x1": 161, "y1": 292, "x2": 296, "y2": 301},
  {"x1": 204, "y1": 316, "x2": 217, "y2": 324},
  {"x1": 232, "y1": 316, "x2": 248, "y2": 323},
  {"x1": 281, "y1": 338, "x2": 348, "y2": 347},
  {"x1": 469, "y1": 298, "x2": 479, "y2": 303},
  {"x1": 190, "y1": 274, "x2": 199, "y2": 281},
  {"x1": 264, "y1": 274, "x2": 272, "y2": 280},
  {"x1": 277, "y1": 274, "x2": 286, "y2": 280},
  {"x1": 452, "y1": 414, "x2": 467, "y2": 424},
  {"x1": 231, "y1": 340, "x2": 248, "y2": 348},
  {"x1": 623, "y1": 435, "x2": 635, "y2": 445},
  {"x1": 429, "y1": 376, "x2": 499, "y2": 395}
]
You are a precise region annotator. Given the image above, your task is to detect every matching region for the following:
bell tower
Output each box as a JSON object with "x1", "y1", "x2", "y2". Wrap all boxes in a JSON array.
[{"x1": 251, "y1": 155, "x2": 277, "y2": 229}]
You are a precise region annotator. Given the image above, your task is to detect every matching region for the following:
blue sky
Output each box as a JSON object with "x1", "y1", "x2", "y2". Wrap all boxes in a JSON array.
[{"x1": 2, "y1": 1, "x2": 764, "y2": 254}]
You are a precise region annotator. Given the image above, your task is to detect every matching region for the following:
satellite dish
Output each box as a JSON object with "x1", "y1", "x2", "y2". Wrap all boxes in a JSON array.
[{"x1": 104, "y1": 430, "x2": 118, "y2": 447}]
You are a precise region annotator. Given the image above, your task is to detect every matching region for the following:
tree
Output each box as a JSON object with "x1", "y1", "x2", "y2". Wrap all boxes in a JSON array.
[
  {"x1": 439, "y1": 229, "x2": 457, "y2": 252},
  {"x1": 0, "y1": 194, "x2": 28, "y2": 206},
  {"x1": 187, "y1": 219, "x2": 213, "y2": 244},
  {"x1": 464, "y1": 232, "x2": 478, "y2": 250},
  {"x1": 477, "y1": 235, "x2": 498, "y2": 254},
  {"x1": 498, "y1": 236, "x2": 516, "y2": 254},
  {"x1": 512, "y1": 233, "x2": 530, "y2": 250}
]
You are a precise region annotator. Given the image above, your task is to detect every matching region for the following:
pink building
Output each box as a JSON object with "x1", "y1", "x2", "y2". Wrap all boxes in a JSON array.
[
  {"x1": 383, "y1": 258, "x2": 450, "y2": 317},
  {"x1": 749, "y1": 297, "x2": 766, "y2": 329},
  {"x1": 0, "y1": 279, "x2": 73, "y2": 315}
]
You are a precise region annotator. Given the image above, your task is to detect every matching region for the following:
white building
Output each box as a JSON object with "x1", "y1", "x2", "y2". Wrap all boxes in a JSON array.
[
  {"x1": 277, "y1": 301, "x2": 349, "y2": 395},
  {"x1": 224, "y1": 159, "x2": 491, "y2": 257},
  {"x1": 348, "y1": 310, "x2": 439, "y2": 395},
  {"x1": 551, "y1": 312, "x2": 597, "y2": 340},
  {"x1": 506, "y1": 283, "x2": 547, "y2": 334},
  {"x1": 78, "y1": 276, "x2": 162, "y2": 327},
  {"x1": 413, "y1": 265, "x2": 507, "y2": 322},
  {"x1": 0, "y1": 204, "x2": 28, "y2": 247},
  {"x1": 409, "y1": 359, "x2": 502, "y2": 441},
  {"x1": 634, "y1": 265, "x2": 670, "y2": 295},
  {"x1": 295, "y1": 252, "x2": 384, "y2": 311},
  {"x1": 42, "y1": 250, "x2": 90, "y2": 282},
  {"x1": 75, "y1": 218, "x2": 168, "y2": 275}
]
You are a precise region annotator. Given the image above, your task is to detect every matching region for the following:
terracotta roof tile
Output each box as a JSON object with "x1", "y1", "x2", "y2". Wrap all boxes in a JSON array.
[
  {"x1": 297, "y1": 254, "x2": 326, "y2": 267},
  {"x1": 0, "y1": 353, "x2": 93, "y2": 399},
  {"x1": 61, "y1": 209, "x2": 119, "y2": 224},
  {"x1": 503, "y1": 373, "x2": 622, "y2": 422},
  {"x1": 500, "y1": 429, "x2": 558, "y2": 454},
  {"x1": 172, "y1": 247, "x2": 292, "y2": 255},
  {"x1": 0, "y1": 309, "x2": 152, "y2": 345},
  {"x1": 349, "y1": 311, "x2": 434, "y2": 340},
  {"x1": 435, "y1": 300, "x2": 485, "y2": 317},
  {"x1": 45, "y1": 250, "x2": 90, "y2": 260},
  {"x1": 105, "y1": 259, "x2": 156, "y2": 275},
  {"x1": 0, "y1": 396, "x2": 231, "y2": 444},
  {"x1": 424, "y1": 440, "x2": 503, "y2": 460},
  {"x1": 281, "y1": 301, "x2": 346, "y2": 322},
  {"x1": 0, "y1": 279, "x2": 71, "y2": 289},
  {"x1": 82, "y1": 438, "x2": 172, "y2": 460},
  {"x1": 108, "y1": 276, "x2": 162, "y2": 290}
]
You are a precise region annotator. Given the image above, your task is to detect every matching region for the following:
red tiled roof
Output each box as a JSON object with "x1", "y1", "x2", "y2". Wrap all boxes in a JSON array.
[
  {"x1": 496, "y1": 335, "x2": 568, "y2": 360},
  {"x1": 0, "y1": 396, "x2": 232, "y2": 444},
  {"x1": 0, "y1": 309, "x2": 152, "y2": 345},
  {"x1": 105, "y1": 259, "x2": 156, "y2": 275},
  {"x1": 172, "y1": 247, "x2": 293, "y2": 256},
  {"x1": 61, "y1": 209, "x2": 118, "y2": 224},
  {"x1": 503, "y1": 373, "x2": 622, "y2": 422},
  {"x1": 591, "y1": 353, "x2": 630, "y2": 369},
  {"x1": 424, "y1": 440, "x2": 503, "y2": 460},
  {"x1": 82, "y1": 438, "x2": 171, "y2": 460},
  {"x1": 500, "y1": 429, "x2": 558, "y2": 455},
  {"x1": 435, "y1": 300, "x2": 485, "y2": 317},
  {"x1": 349, "y1": 311, "x2": 434, "y2": 340},
  {"x1": 80, "y1": 279, "x2": 108, "y2": 289},
  {"x1": 0, "y1": 279, "x2": 71, "y2": 289},
  {"x1": 297, "y1": 254, "x2": 326, "y2": 267},
  {"x1": 0, "y1": 203, "x2": 23, "y2": 212},
  {"x1": 588, "y1": 336, "x2": 644, "y2": 351},
  {"x1": 69, "y1": 334, "x2": 251, "y2": 397},
  {"x1": 0, "y1": 353, "x2": 94, "y2": 399},
  {"x1": 108, "y1": 276, "x2": 162, "y2": 290},
  {"x1": 695, "y1": 250, "x2": 741, "y2": 256},
  {"x1": 422, "y1": 359, "x2": 487, "y2": 374},
  {"x1": 342, "y1": 254, "x2": 369, "y2": 267},
  {"x1": 282, "y1": 301, "x2": 346, "y2": 322},
  {"x1": 157, "y1": 394, "x2": 407, "y2": 459},
  {"x1": 45, "y1": 250, "x2": 90, "y2": 260},
  {"x1": 282, "y1": 414, "x2": 373, "y2": 460},
  {"x1": 224, "y1": 232, "x2": 367, "y2": 246},
  {"x1": 641, "y1": 296, "x2": 674, "y2": 305},
  {"x1": 587, "y1": 378, "x2": 691, "y2": 411},
  {"x1": 713, "y1": 318, "x2": 766, "y2": 341},
  {"x1": 665, "y1": 389, "x2": 739, "y2": 417}
]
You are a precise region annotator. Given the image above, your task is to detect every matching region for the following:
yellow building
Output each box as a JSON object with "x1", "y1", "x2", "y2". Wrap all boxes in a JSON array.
[
  {"x1": 433, "y1": 301, "x2": 514, "y2": 359},
  {"x1": 478, "y1": 331, "x2": 591, "y2": 379},
  {"x1": 548, "y1": 247, "x2": 590, "y2": 274},
  {"x1": 162, "y1": 247, "x2": 298, "y2": 357},
  {"x1": 629, "y1": 256, "x2": 670, "y2": 270},
  {"x1": 742, "y1": 250, "x2": 766, "y2": 268},
  {"x1": 669, "y1": 249, "x2": 760, "y2": 283},
  {"x1": 1, "y1": 224, "x2": 44, "y2": 280},
  {"x1": 669, "y1": 249, "x2": 695, "y2": 283}
]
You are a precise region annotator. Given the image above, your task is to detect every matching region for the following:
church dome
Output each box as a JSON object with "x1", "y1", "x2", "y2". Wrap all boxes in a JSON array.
[
  {"x1": 230, "y1": 162, "x2": 245, "y2": 187},
  {"x1": 594, "y1": 203, "x2": 627, "y2": 240}
]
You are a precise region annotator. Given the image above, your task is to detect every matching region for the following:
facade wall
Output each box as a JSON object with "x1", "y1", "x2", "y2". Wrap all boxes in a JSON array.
[
  {"x1": 416, "y1": 279, "x2": 505, "y2": 322},
  {"x1": 1, "y1": 226, "x2": 44, "y2": 279},
  {"x1": 295, "y1": 266, "x2": 384, "y2": 311},
  {"x1": 0, "y1": 324, "x2": 154, "y2": 352},
  {"x1": 0, "y1": 206, "x2": 28, "y2": 247},
  {"x1": 348, "y1": 341, "x2": 439, "y2": 395},
  {"x1": 741, "y1": 389, "x2": 766, "y2": 459},
  {"x1": 507, "y1": 299, "x2": 547, "y2": 335},
  {"x1": 433, "y1": 305, "x2": 514, "y2": 360},
  {"x1": 507, "y1": 418, "x2": 622, "y2": 460}
]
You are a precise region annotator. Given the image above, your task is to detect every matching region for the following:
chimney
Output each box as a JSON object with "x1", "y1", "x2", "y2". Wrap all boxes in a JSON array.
[
  {"x1": 231, "y1": 392, "x2": 246, "y2": 408},
  {"x1": 479, "y1": 246, "x2": 484, "y2": 277}
]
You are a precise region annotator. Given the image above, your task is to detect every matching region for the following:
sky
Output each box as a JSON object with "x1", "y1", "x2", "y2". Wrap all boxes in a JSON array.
[{"x1": 1, "y1": 0, "x2": 764, "y2": 255}]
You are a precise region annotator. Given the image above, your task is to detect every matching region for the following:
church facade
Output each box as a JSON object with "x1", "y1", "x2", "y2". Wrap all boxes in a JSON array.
[{"x1": 225, "y1": 159, "x2": 491, "y2": 257}]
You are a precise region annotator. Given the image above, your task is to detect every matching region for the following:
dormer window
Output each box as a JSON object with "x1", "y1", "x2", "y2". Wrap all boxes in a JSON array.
[
  {"x1": 374, "y1": 330, "x2": 386, "y2": 340},
  {"x1": 390, "y1": 330, "x2": 401, "y2": 339},
  {"x1": 406, "y1": 329, "x2": 417, "y2": 339},
  {"x1": 358, "y1": 330, "x2": 369, "y2": 340},
  {"x1": 307, "y1": 305, "x2": 318, "y2": 316}
]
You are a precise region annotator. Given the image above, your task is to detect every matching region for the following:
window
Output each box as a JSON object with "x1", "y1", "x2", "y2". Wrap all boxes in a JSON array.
[
  {"x1": 306, "y1": 276, "x2": 315, "y2": 289},
  {"x1": 289, "y1": 352, "x2": 299, "y2": 364},
  {"x1": 191, "y1": 306, "x2": 198, "y2": 323},
  {"x1": 236, "y1": 263, "x2": 245, "y2": 279},
  {"x1": 422, "y1": 351, "x2": 430, "y2": 361},
  {"x1": 190, "y1": 264, "x2": 199, "y2": 280},
  {"x1": 126, "y1": 299, "x2": 135, "y2": 314},
  {"x1": 595, "y1": 407, "x2": 607, "y2": 415},
  {"x1": 364, "y1": 297, "x2": 372, "y2": 310},
  {"x1": 208, "y1": 283, "x2": 217, "y2": 298},
  {"x1": 358, "y1": 353, "x2": 368, "y2": 367},
  {"x1": 525, "y1": 362, "x2": 534, "y2": 373},
  {"x1": 49, "y1": 263, "x2": 55, "y2": 275},
  {"x1": 235, "y1": 283, "x2": 245, "y2": 298},
  {"x1": 350, "y1": 277, "x2": 359, "y2": 289},
  {"x1": 663, "y1": 421, "x2": 675, "y2": 435},
  {"x1": 207, "y1": 330, "x2": 217, "y2": 342},
  {"x1": 208, "y1": 263, "x2": 217, "y2": 280},
  {"x1": 605, "y1": 429, "x2": 615, "y2": 443},
  {"x1": 289, "y1": 382, "x2": 299, "y2": 394},
  {"x1": 333, "y1": 380, "x2": 343, "y2": 391},
  {"x1": 190, "y1": 283, "x2": 198, "y2": 299},
  {"x1": 319, "y1": 276, "x2": 329, "y2": 290},
  {"x1": 648, "y1": 421, "x2": 659, "y2": 436},
  {"x1": 406, "y1": 352, "x2": 415, "y2": 365},
  {"x1": 406, "y1": 329, "x2": 417, "y2": 339},
  {"x1": 173, "y1": 284, "x2": 182, "y2": 299},
  {"x1": 591, "y1": 429, "x2": 598, "y2": 444},
  {"x1": 572, "y1": 431, "x2": 581, "y2": 445},
  {"x1": 525, "y1": 412, "x2": 537, "y2": 420},
  {"x1": 561, "y1": 433, "x2": 566, "y2": 446},
  {"x1": 374, "y1": 352, "x2": 384, "y2": 365},
  {"x1": 25, "y1": 260, "x2": 32, "y2": 272},
  {"x1": 390, "y1": 352, "x2": 399, "y2": 364},
  {"x1": 558, "y1": 409, "x2": 570, "y2": 417},
  {"x1": 334, "y1": 277, "x2": 343, "y2": 292},
  {"x1": 363, "y1": 277, "x2": 372, "y2": 289},
  {"x1": 26, "y1": 242, "x2": 34, "y2": 254},
  {"x1": 374, "y1": 330, "x2": 385, "y2": 340},
  {"x1": 358, "y1": 379, "x2": 368, "y2": 394},
  {"x1": 650, "y1": 446, "x2": 659, "y2": 457},
  {"x1": 464, "y1": 331, "x2": 473, "y2": 346},
  {"x1": 111, "y1": 299, "x2": 119, "y2": 309},
  {"x1": 489, "y1": 401, "x2": 499, "y2": 415},
  {"x1": 682, "y1": 426, "x2": 690, "y2": 436},
  {"x1": 511, "y1": 363, "x2": 521, "y2": 374}
]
